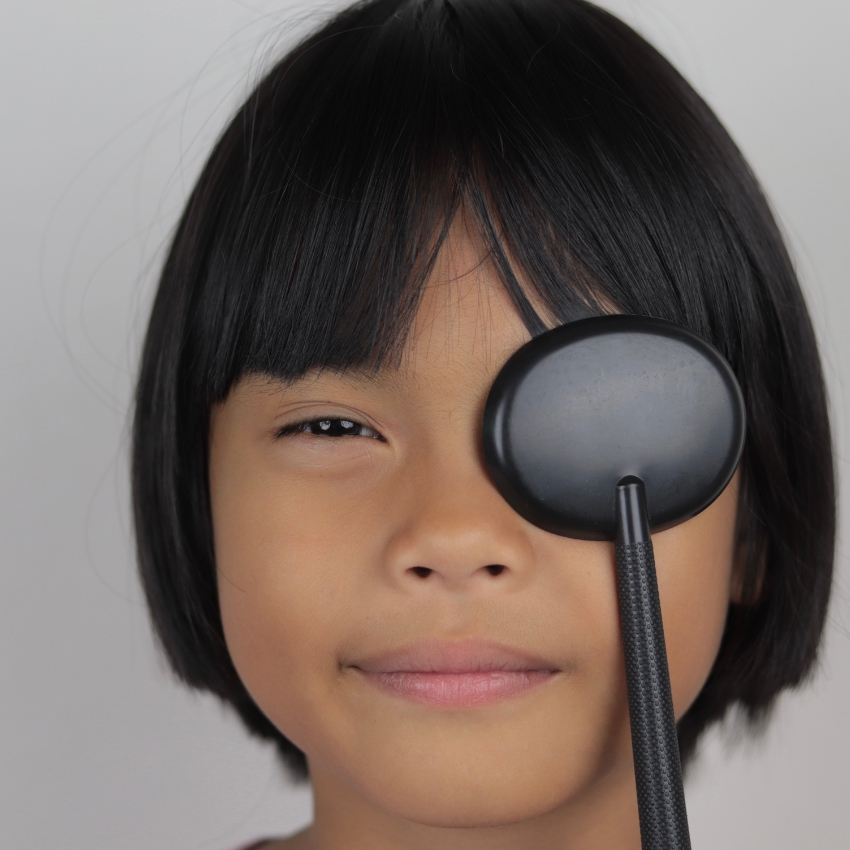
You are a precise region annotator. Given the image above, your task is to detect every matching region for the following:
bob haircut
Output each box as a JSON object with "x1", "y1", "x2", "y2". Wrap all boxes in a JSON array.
[{"x1": 133, "y1": 0, "x2": 835, "y2": 780}]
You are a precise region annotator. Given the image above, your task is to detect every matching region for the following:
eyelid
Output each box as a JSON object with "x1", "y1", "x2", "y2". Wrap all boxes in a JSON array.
[{"x1": 275, "y1": 416, "x2": 386, "y2": 441}]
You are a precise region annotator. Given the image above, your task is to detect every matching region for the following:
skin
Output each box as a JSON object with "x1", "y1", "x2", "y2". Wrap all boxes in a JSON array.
[{"x1": 210, "y1": 224, "x2": 740, "y2": 850}]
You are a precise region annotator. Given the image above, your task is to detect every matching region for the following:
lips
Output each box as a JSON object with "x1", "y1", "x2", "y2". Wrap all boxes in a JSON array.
[{"x1": 350, "y1": 639, "x2": 559, "y2": 708}]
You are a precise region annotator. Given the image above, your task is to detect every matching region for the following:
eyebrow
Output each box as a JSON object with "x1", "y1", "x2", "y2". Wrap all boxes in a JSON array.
[{"x1": 247, "y1": 365, "x2": 406, "y2": 395}]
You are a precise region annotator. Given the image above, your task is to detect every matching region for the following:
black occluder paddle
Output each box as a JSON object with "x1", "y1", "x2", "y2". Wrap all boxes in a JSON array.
[{"x1": 482, "y1": 315, "x2": 746, "y2": 850}]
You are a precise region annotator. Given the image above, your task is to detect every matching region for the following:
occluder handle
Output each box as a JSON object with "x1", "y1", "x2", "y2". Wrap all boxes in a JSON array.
[{"x1": 616, "y1": 479, "x2": 691, "y2": 850}]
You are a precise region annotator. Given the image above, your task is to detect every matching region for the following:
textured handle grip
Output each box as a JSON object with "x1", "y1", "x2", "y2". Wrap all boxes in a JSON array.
[{"x1": 616, "y1": 539, "x2": 691, "y2": 850}]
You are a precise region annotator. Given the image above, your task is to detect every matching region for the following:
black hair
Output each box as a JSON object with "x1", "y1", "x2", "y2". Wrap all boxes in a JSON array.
[{"x1": 133, "y1": 0, "x2": 835, "y2": 781}]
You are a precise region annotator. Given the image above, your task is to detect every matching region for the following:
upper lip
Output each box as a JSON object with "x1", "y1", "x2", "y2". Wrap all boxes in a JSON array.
[{"x1": 349, "y1": 639, "x2": 560, "y2": 674}]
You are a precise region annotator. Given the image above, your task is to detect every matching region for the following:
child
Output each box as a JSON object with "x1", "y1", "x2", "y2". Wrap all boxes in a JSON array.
[{"x1": 132, "y1": 1, "x2": 835, "y2": 847}]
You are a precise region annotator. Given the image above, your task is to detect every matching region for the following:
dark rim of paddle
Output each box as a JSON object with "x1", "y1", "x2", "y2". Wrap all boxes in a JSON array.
[{"x1": 482, "y1": 315, "x2": 746, "y2": 540}]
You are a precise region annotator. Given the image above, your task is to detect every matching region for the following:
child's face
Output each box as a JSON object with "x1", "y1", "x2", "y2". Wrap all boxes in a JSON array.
[{"x1": 210, "y1": 227, "x2": 738, "y2": 831}]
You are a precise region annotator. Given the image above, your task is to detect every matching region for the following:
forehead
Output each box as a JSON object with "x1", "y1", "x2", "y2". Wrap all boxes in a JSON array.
[{"x1": 400, "y1": 226, "x2": 532, "y2": 385}]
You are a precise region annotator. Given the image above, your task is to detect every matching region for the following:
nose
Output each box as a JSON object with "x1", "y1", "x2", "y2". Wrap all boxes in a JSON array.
[{"x1": 382, "y1": 449, "x2": 536, "y2": 591}]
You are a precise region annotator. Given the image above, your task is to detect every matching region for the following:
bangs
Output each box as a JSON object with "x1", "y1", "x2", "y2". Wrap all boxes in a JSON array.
[{"x1": 181, "y1": 0, "x2": 721, "y2": 403}]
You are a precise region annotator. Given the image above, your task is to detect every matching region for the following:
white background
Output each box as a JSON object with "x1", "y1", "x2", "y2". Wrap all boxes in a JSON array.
[{"x1": 1, "y1": 1, "x2": 848, "y2": 847}]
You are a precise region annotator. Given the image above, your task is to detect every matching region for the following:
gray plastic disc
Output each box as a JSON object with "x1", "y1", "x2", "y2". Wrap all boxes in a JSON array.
[{"x1": 482, "y1": 315, "x2": 746, "y2": 540}]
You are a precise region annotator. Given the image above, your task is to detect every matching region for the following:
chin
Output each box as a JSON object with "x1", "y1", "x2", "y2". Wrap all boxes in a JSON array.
[
  {"x1": 369, "y1": 775, "x2": 578, "y2": 828},
  {"x1": 334, "y1": 731, "x2": 631, "y2": 830}
]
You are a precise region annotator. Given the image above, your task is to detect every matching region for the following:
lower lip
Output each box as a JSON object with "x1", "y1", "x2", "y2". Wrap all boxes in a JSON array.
[{"x1": 357, "y1": 670, "x2": 556, "y2": 707}]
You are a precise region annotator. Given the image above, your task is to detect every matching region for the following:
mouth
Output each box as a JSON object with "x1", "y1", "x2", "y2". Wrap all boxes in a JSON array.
[{"x1": 349, "y1": 639, "x2": 560, "y2": 708}]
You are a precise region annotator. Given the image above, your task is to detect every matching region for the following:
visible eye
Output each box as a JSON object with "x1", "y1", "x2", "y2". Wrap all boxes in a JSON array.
[{"x1": 277, "y1": 418, "x2": 384, "y2": 441}]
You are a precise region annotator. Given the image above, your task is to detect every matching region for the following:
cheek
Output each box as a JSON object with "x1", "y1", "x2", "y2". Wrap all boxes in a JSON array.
[
  {"x1": 653, "y1": 478, "x2": 738, "y2": 716},
  {"x1": 213, "y1": 459, "x2": 393, "y2": 751}
]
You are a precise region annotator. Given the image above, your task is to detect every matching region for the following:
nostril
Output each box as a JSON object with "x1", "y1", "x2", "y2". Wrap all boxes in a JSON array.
[
  {"x1": 410, "y1": 566, "x2": 433, "y2": 579},
  {"x1": 485, "y1": 564, "x2": 506, "y2": 577}
]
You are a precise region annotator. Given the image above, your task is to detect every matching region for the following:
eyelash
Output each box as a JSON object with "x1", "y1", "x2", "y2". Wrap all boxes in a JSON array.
[{"x1": 276, "y1": 417, "x2": 385, "y2": 441}]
